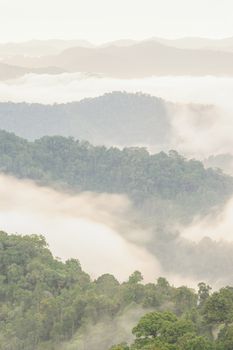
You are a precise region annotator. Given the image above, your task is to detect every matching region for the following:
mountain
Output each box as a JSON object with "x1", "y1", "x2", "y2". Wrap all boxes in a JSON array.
[
  {"x1": 0, "y1": 39, "x2": 94, "y2": 58},
  {"x1": 4, "y1": 41, "x2": 233, "y2": 78},
  {"x1": 0, "y1": 92, "x2": 216, "y2": 151},
  {"x1": 154, "y1": 36, "x2": 233, "y2": 52},
  {"x1": 0, "y1": 62, "x2": 30, "y2": 80},
  {"x1": 0, "y1": 62, "x2": 66, "y2": 80}
]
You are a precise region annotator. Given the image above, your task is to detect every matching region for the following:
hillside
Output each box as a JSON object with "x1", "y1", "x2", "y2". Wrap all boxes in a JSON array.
[
  {"x1": 0, "y1": 129, "x2": 231, "y2": 221},
  {"x1": 0, "y1": 92, "x2": 216, "y2": 151},
  {"x1": 0, "y1": 92, "x2": 171, "y2": 144},
  {"x1": 0, "y1": 62, "x2": 66, "y2": 80},
  {"x1": 0, "y1": 232, "x2": 233, "y2": 350},
  {"x1": 0, "y1": 131, "x2": 233, "y2": 286}
]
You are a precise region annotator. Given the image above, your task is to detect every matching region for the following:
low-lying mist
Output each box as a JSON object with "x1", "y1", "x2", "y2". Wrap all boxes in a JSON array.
[
  {"x1": 181, "y1": 196, "x2": 233, "y2": 242},
  {"x1": 0, "y1": 174, "x2": 160, "y2": 282},
  {"x1": 1, "y1": 173, "x2": 233, "y2": 288},
  {"x1": 1, "y1": 73, "x2": 233, "y2": 107}
]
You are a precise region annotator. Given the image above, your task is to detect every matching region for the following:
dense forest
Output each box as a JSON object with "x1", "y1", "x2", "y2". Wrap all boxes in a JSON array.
[
  {"x1": 1, "y1": 232, "x2": 233, "y2": 350},
  {"x1": 0, "y1": 129, "x2": 231, "y2": 222}
]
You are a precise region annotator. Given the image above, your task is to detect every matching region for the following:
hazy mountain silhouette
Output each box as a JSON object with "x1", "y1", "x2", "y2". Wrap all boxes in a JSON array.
[
  {"x1": 4, "y1": 41, "x2": 233, "y2": 78},
  {"x1": 154, "y1": 36, "x2": 233, "y2": 52},
  {"x1": 0, "y1": 39, "x2": 94, "y2": 58},
  {"x1": 0, "y1": 91, "x2": 217, "y2": 152},
  {"x1": 0, "y1": 61, "x2": 67, "y2": 80}
]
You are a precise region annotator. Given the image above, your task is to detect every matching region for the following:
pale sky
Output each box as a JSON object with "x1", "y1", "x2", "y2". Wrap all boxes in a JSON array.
[{"x1": 0, "y1": 0, "x2": 233, "y2": 43}]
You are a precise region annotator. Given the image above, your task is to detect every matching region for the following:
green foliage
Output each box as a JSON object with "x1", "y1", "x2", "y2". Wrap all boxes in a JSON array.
[
  {"x1": 0, "y1": 232, "x2": 231, "y2": 350},
  {"x1": 198, "y1": 283, "x2": 212, "y2": 307},
  {"x1": 204, "y1": 287, "x2": 233, "y2": 324},
  {"x1": 217, "y1": 324, "x2": 233, "y2": 350},
  {"x1": 0, "y1": 130, "x2": 231, "y2": 222},
  {"x1": 114, "y1": 311, "x2": 214, "y2": 350},
  {"x1": 110, "y1": 344, "x2": 130, "y2": 350}
]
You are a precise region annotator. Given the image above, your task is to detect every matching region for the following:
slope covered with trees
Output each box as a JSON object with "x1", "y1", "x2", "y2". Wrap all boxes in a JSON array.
[
  {"x1": 0, "y1": 130, "x2": 231, "y2": 222},
  {"x1": 0, "y1": 92, "x2": 216, "y2": 151},
  {"x1": 0, "y1": 92, "x2": 171, "y2": 144},
  {"x1": 1, "y1": 232, "x2": 233, "y2": 350}
]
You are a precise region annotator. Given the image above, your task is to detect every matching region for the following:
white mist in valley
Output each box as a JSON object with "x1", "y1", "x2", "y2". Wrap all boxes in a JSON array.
[
  {"x1": 0, "y1": 173, "x2": 230, "y2": 288},
  {"x1": 181, "y1": 197, "x2": 233, "y2": 242},
  {"x1": 0, "y1": 174, "x2": 160, "y2": 282},
  {"x1": 1, "y1": 73, "x2": 233, "y2": 108}
]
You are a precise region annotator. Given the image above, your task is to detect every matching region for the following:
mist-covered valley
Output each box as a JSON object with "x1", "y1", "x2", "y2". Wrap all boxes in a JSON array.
[
  {"x1": 0, "y1": 130, "x2": 233, "y2": 288},
  {"x1": 2, "y1": 2, "x2": 233, "y2": 346}
]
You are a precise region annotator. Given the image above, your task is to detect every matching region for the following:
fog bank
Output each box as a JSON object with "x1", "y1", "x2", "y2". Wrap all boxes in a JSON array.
[
  {"x1": 181, "y1": 196, "x2": 233, "y2": 242},
  {"x1": 0, "y1": 173, "x2": 233, "y2": 287},
  {"x1": 0, "y1": 174, "x2": 160, "y2": 282},
  {"x1": 1, "y1": 74, "x2": 233, "y2": 108}
]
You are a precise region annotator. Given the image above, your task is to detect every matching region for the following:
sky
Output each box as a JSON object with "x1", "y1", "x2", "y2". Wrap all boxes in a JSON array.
[{"x1": 0, "y1": 0, "x2": 233, "y2": 43}]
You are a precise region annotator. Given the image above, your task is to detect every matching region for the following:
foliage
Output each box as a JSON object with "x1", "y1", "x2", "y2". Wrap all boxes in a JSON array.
[
  {"x1": 0, "y1": 232, "x2": 232, "y2": 350},
  {"x1": 0, "y1": 130, "x2": 231, "y2": 223}
]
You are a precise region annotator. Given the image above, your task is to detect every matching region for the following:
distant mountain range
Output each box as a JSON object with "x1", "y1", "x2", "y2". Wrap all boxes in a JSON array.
[
  {"x1": 0, "y1": 39, "x2": 94, "y2": 58},
  {"x1": 0, "y1": 62, "x2": 66, "y2": 80},
  {"x1": 2, "y1": 39, "x2": 233, "y2": 79},
  {"x1": 153, "y1": 36, "x2": 233, "y2": 51}
]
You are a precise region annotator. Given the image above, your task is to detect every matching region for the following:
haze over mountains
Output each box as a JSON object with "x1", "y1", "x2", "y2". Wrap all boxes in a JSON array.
[
  {"x1": 0, "y1": 91, "x2": 212, "y2": 148},
  {"x1": 2, "y1": 37, "x2": 233, "y2": 80},
  {"x1": 1, "y1": 129, "x2": 233, "y2": 287},
  {"x1": 1, "y1": 38, "x2": 233, "y2": 281},
  {"x1": 0, "y1": 91, "x2": 230, "y2": 163},
  {"x1": 154, "y1": 36, "x2": 233, "y2": 51},
  {"x1": 2, "y1": 36, "x2": 233, "y2": 350},
  {"x1": 2, "y1": 0, "x2": 233, "y2": 347},
  {"x1": 0, "y1": 39, "x2": 94, "y2": 58}
]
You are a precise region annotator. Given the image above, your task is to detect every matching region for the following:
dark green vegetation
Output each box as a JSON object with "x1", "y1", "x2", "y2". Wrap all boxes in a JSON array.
[
  {"x1": 1, "y1": 232, "x2": 233, "y2": 350},
  {"x1": 0, "y1": 129, "x2": 231, "y2": 221}
]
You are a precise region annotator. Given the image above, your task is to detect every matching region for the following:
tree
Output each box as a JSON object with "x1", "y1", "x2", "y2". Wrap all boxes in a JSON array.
[
  {"x1": 204, "y1": 288, "x2": 233, "y2": 325},
  {"x1": 198, "y1": 282, "x2": 212, "y2": 307}
]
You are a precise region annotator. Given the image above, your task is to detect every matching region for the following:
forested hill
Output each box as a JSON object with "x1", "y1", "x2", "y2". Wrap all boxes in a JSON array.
[
  {"x1": 1, "y1": 232, "x2": 233, "y2": 350},
  {"x1": 0, "y1": 92, "x2": 170, "y2": 143},
  {"x1": 0, "y1": 130, "x2": 232, "y2": 220}
]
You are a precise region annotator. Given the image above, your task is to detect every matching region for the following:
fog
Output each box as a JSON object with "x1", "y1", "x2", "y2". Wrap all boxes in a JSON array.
[
  {"x1": 169, "y1": 103, "x2": 233, "y2": 158},
  {"x1": 0, "y1": 173, "x2": 161, "y2": 282},
  {"x1": 181, "y1": 196, "x2": 233, "y2": 242},
  {"x1": 1, "y1": 73, "x2": 233, "y2": 107},
  {"x1": 0, "y1": 172, "x2": 232, "y2": 288}
]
